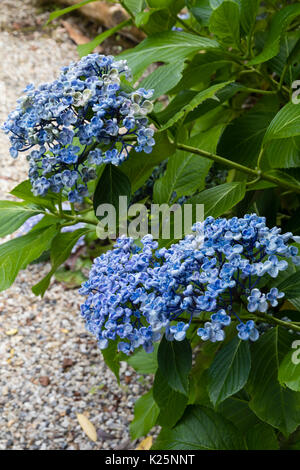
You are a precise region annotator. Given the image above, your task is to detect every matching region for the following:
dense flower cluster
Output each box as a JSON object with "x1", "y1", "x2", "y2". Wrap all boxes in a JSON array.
[
  {"x1": 79, "y1": 214, "x2": 300, "y2": 354},
  {"x1": 3, "y1": 54, "x2": 154, "y2": 203}
]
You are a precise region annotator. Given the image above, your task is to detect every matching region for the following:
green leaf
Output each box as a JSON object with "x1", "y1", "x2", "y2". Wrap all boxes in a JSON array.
[
  {"x1": 268, "y1": 32, "x2": 300, "y2": 87},
  {"x1": 157, "y1": 336, "x2": 192, "y2": 396},
  {"x1": 153, "y1": 368, "x2": 188, "y2": 428},
  {"x1": 209, "y1": 0, "x2": 240, "y2": 48},
  {"x1": 47, "y1": 0, "x2": 99, "y2": 23},
  {"x1": 126, "y1": 343, "x2": 158, "y2": 374},
  {"x1": 130, "y1": 389, "x2": 160, "y2": 440},
  {"x1": 248, "y1": 327, "x2": 300, "y2": 434},
  {"x1": 139, "y1": 62, "x2": 184, "y2": 100},
  {"x1": 93, "y1": 164, "x2": 131, "y2": 218},
  {"x1": 278, "y1": 341, "x2": 300, "y2": 392},
  {"x1": 160, "y1": 81, "x2": 232, "y2": 130},
  {"x1": 277, "y1": 271, "x2": 300, "y2": 299},
  {"x1": 32, "y1": 228, "x2": 90, "y2": 296},
  {"x1": 218, "y1": 397, "x2": 260, "y2": 432},
  {"x1": 156, "y1": 90, "x2": 196, "y2": 126},
  {"x1": 136, "y1": 8, "x2": 175, "y2": 34},
  {"x1": 0, "y1": 201, "x2": 42, "y2": 238},
  {"x1": 153, "y1": 133, "x2": 213, "y2": 204},
  {"x1": 286, "y1": 36, "x2": 300, "y2": 68},
  {"x1": 246, "y1": 423, "x2": 279, "y2": 450},
  {"x1": 119, "y1": 31, "x2": 219, "y2": 78},
  {"x1": 186, "y1": 0, "x2": 213, "y2": 26},
  {"x1": 189, "y1": 182, "x2": 246, "y2": 218},
  {"x1": 78, "y1": 19, "x2": 132, "y2": 57},
  {"x1": 208, "y1": 336, "x2": 251, "y2": 407},
  {"x1": 121, "y1": 132, "x2": 175, "y2": 193},
  {"x1": 240, "y1": 0, "x2": 259, "y2": 34},
  {"x1": 152, "y1": 405, "x2": 245, "y2": 450},
  {"x1": 184, "y1": 82, "x2": 245, "y2": 125},
  {"x1": 10, "y1": 180, "x2": 58, "y2": 210},
  {"x1": 263, "y1": 103, "x2": 300, "y2": 145},
  {"x1": 249, "y1": 4, "x2": 300, "y2": 65},
  {"x1": 0, "y1": 225, "x2": 58, "y2": 292},
  {"x1": 147, "y1": 0, "x2": 174, "y2": 7},
  {"x1": 102, "y1": 341, "x2": 122, "y2": 382},
  {"x1": 217, "y1": 100, "x2": 278, "y2": 167},
  {"x1": 174, "y1": 50, "x2": 234, "y2": 91}
]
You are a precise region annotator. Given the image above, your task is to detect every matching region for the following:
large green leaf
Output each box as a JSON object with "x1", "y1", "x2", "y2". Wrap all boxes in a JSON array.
[
  {"x1": 157, "y1": 336, "x2": 192, "y2": 396},
  {"x1": 139, "y1": 62, "x2": 184, "y2": 100},
  {"x1": 130, "y1": 390, "x2": 160, "y2": 440},
  {"x1": 119, "y1": 31, "x2": 219, "y2": 78},
  {"x1": 152, "y1": 405, "x2": 244, "y2": 450},
  {"x1": 160, "y1": 81, "x2": 232, "y2": 130},
  {"x1": 32, "y1": 228, "x2": 91, "y2": 296},
  {"x1": 208, "y1": 336, "x2": 251, "y2": 407},
  {"x1": 278, "y1": 341, "x2": 300, "y2": 392},
  {"x1": 209, "y1": 0, "x2": 240, "y2": 48},
  {"x1": 0, "y1": 225, "x2": 58, "y2": 292},
  {"x1": 246, "y1": 423, "x2": 279, "y2": 450},
  {"x1": 121, "y1": 132, "x2": 175, "y2": 193},
  {"x1": 153, "y1": 368, "x2": 188, "y2": 428},
  {"x1": 0, "y1": 201, "x2": 42, "y2": 238},
  {"x1": 263, "y1": 103, "x2": 300, "y2": 145},
  {"x1": 153, "y1": 133, "x2": 213, "y2": 204},
  {"x1": 248, "y1": 327, "x2": 300, "y2": 434},
  {"x1": 93, "y1": 164, "x2": 131, "y2": 218},
  {"x1": 189, "y1": 182, "x2": 246, "y2": 218},
  {"x1": 249, "y1": 4, "x2": 300, "y2": 65}
]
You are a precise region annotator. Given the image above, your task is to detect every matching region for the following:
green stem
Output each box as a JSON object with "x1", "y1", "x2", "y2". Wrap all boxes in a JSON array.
[
  {"x1": 243, "y1": 87, "x2": 276, "y2": 96},
  {"x1": 51, "y1": 210, "x2": 98, "y2": 226},
  {"x1": 254, "y1": 311, "x2": 300, "y2": 333},
  {"x1": 279, "y1": 63, "x2": 289, "y2": 92},
  {"x1": 175, "y1": 142, "x2": 300, "y2": 194}
]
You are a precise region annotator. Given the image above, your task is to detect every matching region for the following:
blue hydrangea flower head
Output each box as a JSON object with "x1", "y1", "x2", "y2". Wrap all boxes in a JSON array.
[
  {"x1": 3, "y1": 54, "x2": 154, "y2": 203},
  {"x1": 79, "y1": 214, "x2": 299, "y2": 354}
]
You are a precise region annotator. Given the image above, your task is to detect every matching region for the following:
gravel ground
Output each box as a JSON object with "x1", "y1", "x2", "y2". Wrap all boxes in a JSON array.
[{"x1": 0, "y1": 0, "x2": 149, "y2": 450}]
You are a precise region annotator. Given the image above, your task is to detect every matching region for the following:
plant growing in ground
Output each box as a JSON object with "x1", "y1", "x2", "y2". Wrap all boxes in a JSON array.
[{"x1": 1, "y1": 0, "x2": 300, "y2": 450}]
